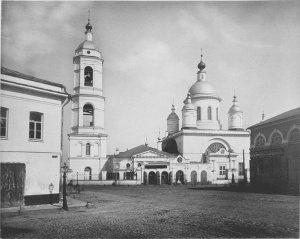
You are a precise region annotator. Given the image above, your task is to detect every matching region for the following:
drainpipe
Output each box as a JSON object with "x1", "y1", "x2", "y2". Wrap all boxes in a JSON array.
[{"x1": 60, "y1": 86, "x2": 72, "y2": 194}]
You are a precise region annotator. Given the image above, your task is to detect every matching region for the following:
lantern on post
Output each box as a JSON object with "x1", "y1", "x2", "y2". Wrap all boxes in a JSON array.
[
  {"x1": 61, "y1": 163, "x2": 68, "y2": 211},
  {"x1": 49, "y1": 183, "x2": 54, "y2": 205}
]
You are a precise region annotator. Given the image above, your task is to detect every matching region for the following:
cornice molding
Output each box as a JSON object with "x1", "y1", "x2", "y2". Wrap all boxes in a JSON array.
[{"x1": 177, "y1": 132, "x2": 250, "y2": 137}]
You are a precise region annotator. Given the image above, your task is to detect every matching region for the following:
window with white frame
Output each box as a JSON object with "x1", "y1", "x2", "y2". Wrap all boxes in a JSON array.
[
  {"x1": 1, "y1": 107, "x2": 8, "y2": 138},
  {"x1": 219, "y1": 165, "x2": 226, "y2": 175},
  {"x1": 29, "y1": 112, "x2": 43, "y2": 140}
]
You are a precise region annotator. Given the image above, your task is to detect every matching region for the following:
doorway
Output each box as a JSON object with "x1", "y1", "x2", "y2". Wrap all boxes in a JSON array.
[
  {"x1": 161, "y1": 171, "x2": 169, "y2": 184},
  {"x1": 84, "y1": 167, "x2": 92, "y2": 180},
  {"x1": 191, "y1": 171, "x2": 197, "y2": 185},
  {"x1": 201, "y1": 170, "x2": 207, "y2": 185},
  {"x1": 148, "y1": 171, "x2": 156, "y2": 185}
]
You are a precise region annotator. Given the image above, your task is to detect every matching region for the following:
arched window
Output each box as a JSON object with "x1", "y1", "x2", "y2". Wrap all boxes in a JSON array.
[
  {"x1": 207, "y1": 143, "x2": 226, "y2": 153},
  {"x1": 207, "y1": 107, "x2": 212, "y2": 120},
  {"x1": 216, "y1": 108, "x2": 219, "y2": 121},
  {"x1": 84, "y1": 66, "x2": 93, "y2": 86},
  {"x1": 86, "y1": 143, "x2": 91, "y2": 155},
  {"x1": 83, "y1": 104, "x2": 93, "y2": 126},
  {"x1": 289, "y1": 128, "x2": 300, "y2": 143},
  {"x1": 197, "y1": 107, "x2": 201, "y2": 120},
  {"x1": 271, "y1": 132, "x2": 282, "y2": 145},
  {"x1": 256, "y1": 136, "x2": 265, "y2": 147}
]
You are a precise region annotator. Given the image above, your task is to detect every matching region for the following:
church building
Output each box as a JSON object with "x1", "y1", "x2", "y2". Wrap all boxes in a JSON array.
[
  {"x1": 68, "y1": 19, "x2": 108, "y2": 182},
  {"x1": 160, "y1": 55, "x2": 251, "y2": 185},
  {"x1": 108, "y1": 55, "x2": 251, "y2": 186}
]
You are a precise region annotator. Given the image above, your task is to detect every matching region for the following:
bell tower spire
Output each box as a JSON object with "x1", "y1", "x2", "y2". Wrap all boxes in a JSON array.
[
  {"x1": 85, "y1": 11, "x2": 93, "y2": 41},
  {"x1": 69, "y1": 15, "x2": 108, "y2": 182}
]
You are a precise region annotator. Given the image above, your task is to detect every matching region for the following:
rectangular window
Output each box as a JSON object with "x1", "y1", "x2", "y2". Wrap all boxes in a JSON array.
[
  {"x1": 1, "y1": 107, "x2": 8, "y2": 138},
  {"x1": 29, "y1": 112, "x2": 43, "y2": 140},
  {"x1": 239, "y1": 163, "x2": 244, "y2": 176},
  {"x1": 219, "y1": 165, "x2": 226, "y2": 175}
]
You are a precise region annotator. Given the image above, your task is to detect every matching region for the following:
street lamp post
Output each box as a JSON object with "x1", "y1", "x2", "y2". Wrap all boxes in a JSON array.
[
  {"x1": 62, "y1": 163, "x2": 68, "y2": 211},
  {"x1": 76, "y1": 172, "x2": 79, "y2": 186},
  {"x1": 49, "y1": 183, "x2": 54, "y2": 205}
]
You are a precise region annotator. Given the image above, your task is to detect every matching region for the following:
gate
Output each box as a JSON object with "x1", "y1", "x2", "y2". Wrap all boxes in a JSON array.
[{"x1": 1, "y1": 163, "x2": 26, "y2": 208}]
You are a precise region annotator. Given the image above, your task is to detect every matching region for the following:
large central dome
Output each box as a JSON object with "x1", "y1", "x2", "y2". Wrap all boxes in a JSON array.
[{"x1": 189, "y1": 81, "x2": 217, "y2": 97}]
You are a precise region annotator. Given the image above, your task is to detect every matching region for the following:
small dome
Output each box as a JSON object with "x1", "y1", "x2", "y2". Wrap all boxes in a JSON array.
[
  {"x1": 189, "y1": 81, "x2": 217, "y2": 97},
  {"x1": 198, "y1": 60, "x2": 206, "y2": 71},
  {"x1": 77, "y1": 40, "x2": 98, "y2": 51},
  {"x1": 182, "y1": 101, "x2": 196, "y2": 110},
  {"x1": 228, "y1": 105, "x2": 243, "y2": 114},
  {"x1": 167, "y1": 112, "x2": 179, "y2": 120},
  {"x1": 85, "y1": 22, "x2": 92, "y2": 32}
]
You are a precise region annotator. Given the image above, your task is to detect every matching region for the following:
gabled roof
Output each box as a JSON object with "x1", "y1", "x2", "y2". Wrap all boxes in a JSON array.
[
  {"x1": 113, "y1": 145, "x2": 174, "y2": 158},
  {"x1": 1, "y1": 67, "x2": 66, "y2": 89},
  {"x1": 248, "y1": 107, "x2": 300, "y2": 129}
]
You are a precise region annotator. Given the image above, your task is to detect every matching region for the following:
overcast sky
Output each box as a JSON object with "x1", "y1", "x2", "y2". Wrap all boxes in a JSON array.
[{"x1": 2, "y1": 1, "x2": 300, "y2": 156}]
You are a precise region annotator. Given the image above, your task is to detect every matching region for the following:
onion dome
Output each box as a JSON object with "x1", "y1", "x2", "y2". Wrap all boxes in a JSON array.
[
  {"x1": 188, "y1": 52, "x2": 220, "y2": 99},
  {"x1": 85, "y1": 20, "x2": 92, "y2": 33},
  {"x1": 228, "y1": 94, "x2": 243, "y2": 114},
  {"x1": 77, "y1": 18, "x2": 98, "y2": 51},
  {"x1": 198, "y1": 50, "x2": 206, "y2": 72},
  {"x1": 167, "y1": 104, "x2": 179, "y2": 120},
  {"x1": 198, "y1": 60, "x2": 206, "y2": 71},
  {"x1": 182, "y1": 92, "x2": 196, "y2": 110}
]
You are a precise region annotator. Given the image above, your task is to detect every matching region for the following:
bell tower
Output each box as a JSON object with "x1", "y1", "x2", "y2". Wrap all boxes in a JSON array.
[{"x1": 68, "y1": 18, "x2": 108, "y2": 182}]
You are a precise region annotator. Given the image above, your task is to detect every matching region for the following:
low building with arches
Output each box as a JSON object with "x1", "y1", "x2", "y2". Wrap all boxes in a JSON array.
[
  {"x1": 248, "y1": 107, "x2": 300, "y2": 194},
  {"x1": 161, "y1": 55, "x2": 250, "y2": 185}
]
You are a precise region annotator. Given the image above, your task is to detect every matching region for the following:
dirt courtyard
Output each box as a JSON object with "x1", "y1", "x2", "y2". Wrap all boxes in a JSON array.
[{"x1": 1, "y1": 185, "x2": 299, "y2": 238}]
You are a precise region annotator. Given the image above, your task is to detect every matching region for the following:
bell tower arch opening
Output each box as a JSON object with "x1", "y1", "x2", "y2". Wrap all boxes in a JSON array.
[{"x1": 84, "y1": 66, "x2": 93, "y2": 86}]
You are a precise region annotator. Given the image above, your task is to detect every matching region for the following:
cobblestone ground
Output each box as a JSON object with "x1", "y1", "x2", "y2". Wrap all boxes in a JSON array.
[{"x1": 1, "y1": 185, "x2": 299, "y2": 238}]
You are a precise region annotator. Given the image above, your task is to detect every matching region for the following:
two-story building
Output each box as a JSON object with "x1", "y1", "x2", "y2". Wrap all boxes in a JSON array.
[{"x1": 1, "y1": 67, "x2": 69, "y2": 206}]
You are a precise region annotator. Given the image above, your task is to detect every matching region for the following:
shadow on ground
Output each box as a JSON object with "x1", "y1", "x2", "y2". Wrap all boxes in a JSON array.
[
  {"x1": 189, "y1": 185, "x2": 299, "y2": 196},
  {"x1": 1, "y1": 226, "x2": 33, "y2": 237}
]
